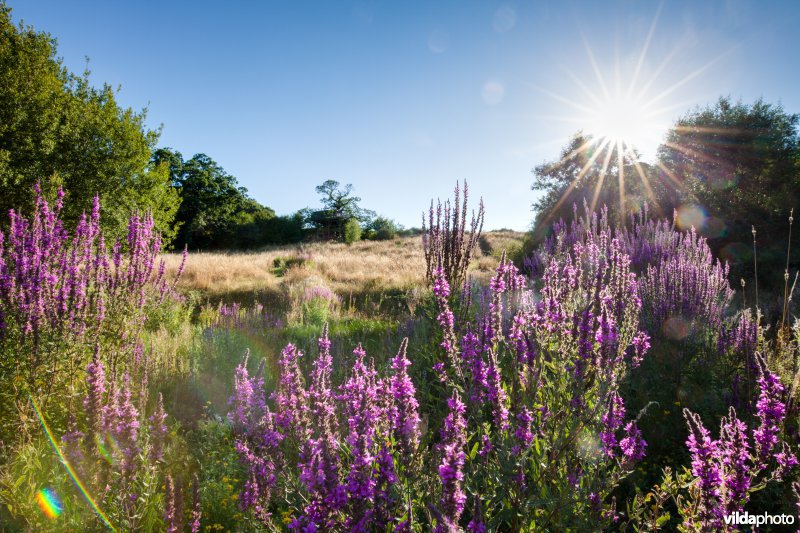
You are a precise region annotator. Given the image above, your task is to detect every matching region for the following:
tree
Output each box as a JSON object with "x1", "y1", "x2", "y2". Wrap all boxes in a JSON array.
[
  {"x1": 261, "y1": 212, "x2": 307, "y2": 245},
  {"x1": 364, "y1": 216, "x2": 401, "y2": 240},
  {"x1": 307, "y1": 180, "x2": 374, "y2": 241},
  {"x1": 530, "y1": 133, "x2": 663, "y2": 236},
  {"x1": 153, "y1": 149, "x2": 275, "y2": 249},
  {"x1": 0, "y1": 5, "x2": 179, "y2": 240},
  {"x1": 658, "y1": 97, "x2": 800, "y2": 287}
]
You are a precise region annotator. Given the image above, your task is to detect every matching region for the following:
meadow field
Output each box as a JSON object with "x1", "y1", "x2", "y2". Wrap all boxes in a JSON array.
[
  {"x1": 1, "y1": 185, "x2": 799, "y2": 532},
  {"x1": 3, "y1": 0, "x2": 800, "y2": 530}
]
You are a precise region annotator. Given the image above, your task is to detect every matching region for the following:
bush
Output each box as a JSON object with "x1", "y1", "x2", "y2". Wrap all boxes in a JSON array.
[
  {"x1": 343, "y1": 217, "x2": 361, "y2": 244},
  {"x1": 365, "y1": 216, "x2": 400, "y2": 240}
]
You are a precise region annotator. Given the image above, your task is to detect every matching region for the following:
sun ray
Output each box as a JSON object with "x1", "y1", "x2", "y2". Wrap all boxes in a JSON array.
[
  {"x1": 590, "y1": 141, "x2": 616, "y2": 213},
  {"x1": 547, "y1": 137, "x2": 612, "y2": 222},
  {"x1": 634, "y1": 44, "x2": 683, "y2": 101},
  {"x1": 655, "y1": 160, "x2": 686, "y2": 191},
  {"x1": 627, "y1": 0, "x2": 663, "y2": 99},
  {"x1": 661, "y1": 140, "x2": 733, "y2": 169},
  {"x1": 529, "y1": 83, "x2": 597, "y2": 115},
  {"x1": 617, "y1": 141, "x2": 625, "y2": 216},
  {"x1": 581, "y1": 32, "x2": 611, "y2": 101},
  {"x1": 530, "y1": 1, "x2": 724, "y2": 222},
  {"x1": 562, "y1": 67, "x2": 604, "y2": 108},
  {"x1": 541, "y1": 136, "x2": 602, "y2": 175},
  {"x1": 624, "y1": 144, "x2": 658, "y2": 207},
  {"x1": 643, "y1": 46, "x2": 737, "y2": 109}
]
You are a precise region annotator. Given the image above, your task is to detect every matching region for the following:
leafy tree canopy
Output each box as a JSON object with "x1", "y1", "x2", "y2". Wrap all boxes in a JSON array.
[
  {"x1": 658, "y1": 97, "x2": 800, "y2": 286},
  {"x1": 530, "y1": 133, "x2": 660, "y2": 238},
  {"x1": 306, "y1": 180, "x2": 375, "y2": 241},
  {"x1": 364, "y1": 216, "x2": 402, "y2": 240},
  {"x1": 0, "y1": 4, "x2": 179, "y2": 241},
  {"x1": 152, "y1": 148, "x2": 275, "y2": 249}
]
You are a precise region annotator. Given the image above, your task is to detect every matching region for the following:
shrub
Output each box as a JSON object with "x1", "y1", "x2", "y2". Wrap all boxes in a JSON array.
[
  {"x1": 343, "y1": 217, "x2": 361, "y2": 244},
  {"x1": 366, "y1": 216, "x2": 400, "y2": 240}
]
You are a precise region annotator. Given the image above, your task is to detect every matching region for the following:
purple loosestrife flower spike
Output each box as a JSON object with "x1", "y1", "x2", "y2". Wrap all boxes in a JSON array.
[
  {"x1": 191, "y1": 473, "x2": 202, "y2": 533},
  {"x1": 774, "y1": 442, "x2": 798, "y2": 480},
  {"x1": 513, "y1": 407, "x2": 534, "y2": 454},
  {"x1": 719, "y1": 407, "x2": 751, "y2": 514},
  {"x1": 148, "y1": 393, "x2": 168, "y2": 462},
  {"x1": 164, "y1": 474, "x2": 178, "y2": 533},
  {"x1": 433, "y1": 267, "x2": 458, "y2": 363},
  {"x1": 115, "y1": 374, "x2": 140, "y2": 480},
  {"x1": 753, "y1": 354, "x2": 786, "y2": 467},
  {"x1": 437, "y1": 390, "x2": 467, "y2": 532},
  {"x1": 84, "y1": 347, "x2": 106, "y2": 455},
  {"x1": 229, "y1": 352, "x2": 281, "y2": 522},
  {"x1": 273, "y1": 343, "x2": 309, "y2": 437},
  {"x1": 296, "y1": 325, "x2": 346, "y2": 529},
  {"x1": 389, "y1": 337, "x2": 420, "y2": 455},
  {"x1": 600, "y1": 391, "x2": 625, "y2": 455},
  {"x1": 339, "y1": 344, "x2": 384, "y2": 530},
  {"x1": 684, "y1": 409, "x2": 723, "y2": 529}
]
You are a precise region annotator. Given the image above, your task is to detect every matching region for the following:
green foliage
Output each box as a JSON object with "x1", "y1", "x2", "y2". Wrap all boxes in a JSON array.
[
  {"x1": 190, "y1": 419, "x2": 247, "y2": 531},
  {"x1": 530, "y1": 133, "x2": 655, "y2": 235},
  {"x1": 0, "y1": 5, "x2": 180, "y2": 241},
  {"x1": 301, "y1": 296, "x2": 331, "y2": 327},
  {"x1": 364, "y1": 215, "x2": 401, "y2": 240},
  {"x1": 152, "y1": 149, "x2": 276, "y2": 249},
  {"x1": 343, "y1": 217, "x2": 362, "y2": 244},
  {"x1": 261, "y1": 212, "x2": 307, "y2": 244},
  {"x1": 658, "y1": 97, "x2": 800, "y2": 289},
  {"x1": 272, "y1": 255, "x2": 311, "y2": 276}
]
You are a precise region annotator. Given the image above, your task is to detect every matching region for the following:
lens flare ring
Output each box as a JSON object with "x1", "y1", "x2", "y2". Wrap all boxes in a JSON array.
[{"x1": 30, "y1": 394, "x2": 118, "y2": 532}]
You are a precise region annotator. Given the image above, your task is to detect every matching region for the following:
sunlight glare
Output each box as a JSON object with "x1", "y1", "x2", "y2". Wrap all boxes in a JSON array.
[{"x1": 586, "y1": 95, "x2": 651, "y2": 148}]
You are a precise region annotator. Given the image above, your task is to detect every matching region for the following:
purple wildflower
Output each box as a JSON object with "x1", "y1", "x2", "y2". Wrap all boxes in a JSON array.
[
  {"x1": 148, "y1": 393, "x2": 168, "y2": 463},
  {"x1": 719, "y1": 407, "x2": 750, "y2": 513},
  {"x1": 684, "y1": 409, "x2": 722, "y2": 529},
  {"x1": 437, "y1": 391, "x2": 467, "y2": 532},
  {"x1": 600, "y1": 391, "x2": 625, "y2": 455},
  {"x1": 619, "y1": 422, "x2": 646, "y2": 463},
  {"x1": 753, "y1": 355, "x2": 786, "y2": 466},
  {"x1": 389, "y1": 338, "x2": 420, "y2": 455}
]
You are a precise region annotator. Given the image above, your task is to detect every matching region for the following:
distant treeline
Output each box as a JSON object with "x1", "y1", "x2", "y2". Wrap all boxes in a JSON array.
[{"x1": 0, "y1": 5, "x2": 411, "y2": 250}]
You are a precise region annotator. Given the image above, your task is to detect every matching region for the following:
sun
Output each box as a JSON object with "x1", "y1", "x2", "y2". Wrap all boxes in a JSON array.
[
  {"x1": 528, "y1": 2, "x2": 728, "y2": 223},
  {"x1": 585, "y1": 95, "x2": 653, "y2": 150}
]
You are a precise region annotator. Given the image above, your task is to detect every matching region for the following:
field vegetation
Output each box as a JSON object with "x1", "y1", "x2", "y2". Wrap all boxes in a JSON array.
[{"x1": 2, "y1": 3, "x2": 800, "y2": 532}]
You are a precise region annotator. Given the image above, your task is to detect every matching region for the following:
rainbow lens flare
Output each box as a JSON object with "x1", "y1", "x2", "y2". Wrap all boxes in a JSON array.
[
  {"x1": 29, "y1": 394, "x2": 117, "y2": 531},
  {"x1": 35, "y1": 488, "x2": 63, "y2": 519}
]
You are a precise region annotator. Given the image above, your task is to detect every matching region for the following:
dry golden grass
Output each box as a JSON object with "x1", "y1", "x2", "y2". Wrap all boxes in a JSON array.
[
  {"x1": 479, "y1": 230, "x2": 527, "y2": 258},
  {"x1": 161, "y1": 231, "x2": 527, "y2": 305}
]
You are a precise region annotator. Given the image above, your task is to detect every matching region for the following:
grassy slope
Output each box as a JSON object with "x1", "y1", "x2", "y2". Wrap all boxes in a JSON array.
[{"x1": 162, "y1": 231, "x2": 526, "y2": 311}]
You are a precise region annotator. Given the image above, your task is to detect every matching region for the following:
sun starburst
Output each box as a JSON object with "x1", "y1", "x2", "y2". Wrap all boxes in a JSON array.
[{"x1": 529, "y1": 4, "x2": 731, "y2": 224}]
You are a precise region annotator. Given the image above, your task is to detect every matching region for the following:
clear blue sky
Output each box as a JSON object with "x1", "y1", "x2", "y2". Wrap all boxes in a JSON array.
[{"x1": 9, "y1": 0, "x2": 800, "y2": 230}]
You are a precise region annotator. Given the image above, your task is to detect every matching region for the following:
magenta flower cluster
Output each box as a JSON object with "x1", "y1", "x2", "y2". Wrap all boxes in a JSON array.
[
  {"x1": 228, "y1": 326, "x2": 422, "y2": 531},
  {"x1": 0, "y1": 185, "x2": 186, "y2": 392},
  {"x1": 681, "y1": 355, "x2": 796, "y2": 530},
  {"x1": 61, "y1": 349, "x2": 187, "y2": 528},
  {"x1": 426, "y1": 222, "x2": 650, "y2": 529}
]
